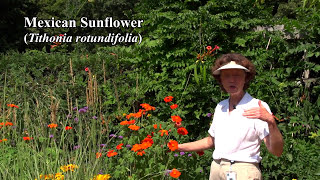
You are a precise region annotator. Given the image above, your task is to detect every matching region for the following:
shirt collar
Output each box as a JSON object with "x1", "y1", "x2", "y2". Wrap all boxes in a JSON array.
[{"x1": 221, "y1": 92, "x2": 253, "y2": 111}]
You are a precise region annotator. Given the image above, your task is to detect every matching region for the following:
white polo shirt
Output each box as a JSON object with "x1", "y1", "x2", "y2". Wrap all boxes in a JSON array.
[{"x1": 208, "y1": 92, "x2": 270, "y2": 163}]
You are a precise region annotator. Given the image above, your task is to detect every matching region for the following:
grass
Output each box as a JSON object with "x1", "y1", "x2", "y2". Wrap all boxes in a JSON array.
[{"x1": 0, "y1": 67, "x2": 208, "y2": 180}]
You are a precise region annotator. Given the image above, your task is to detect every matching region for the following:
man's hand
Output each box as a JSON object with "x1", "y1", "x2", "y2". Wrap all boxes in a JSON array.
[
  {"x1": 242, "y1": 100, "x2": 275, "y2": 125},
  {"x1": 243, "y1": 100, "x2": 284, "y2": 157}
]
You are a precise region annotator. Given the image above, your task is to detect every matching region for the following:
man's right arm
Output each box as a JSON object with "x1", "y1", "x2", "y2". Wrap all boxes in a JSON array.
[{"x1": 178, "y1": 135, "x2": 214, "y2": 152}]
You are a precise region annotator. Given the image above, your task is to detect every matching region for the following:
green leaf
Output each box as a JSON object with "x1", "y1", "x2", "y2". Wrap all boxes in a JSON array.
[
  {"x1": 314, "y1": 65, "x2": 320, "y2": 72},
  {"x1": 286, "y1": 153, "x2": 293, "y2": 162},
  {"x1": 234, "y1": 37, "x2": 247, "y2": 47},
  {"x1": 306, "y1": 52, "x2": 315, "y2": 58},
  {"x1": 271, "y1": 77, "x2": 280, "y2": 85},
  {"x1": 159, "y1": 164, "x2": 166, "y2": 170},
  {"x1": 194, "y1": 65, "x2": 199, "y2": 85},
  {"x1": 290, "y1": 116, "x2": 299, "y2": 123},
  {"x1": 195, "y1": 167, "x2": 203, "y2": 173},
  {"x1": 202, "y1": 65, "x2": 207, "y2": 85},
  {"x1": 286, "y1": 67, "x2": 292, "y2": 74},
  {"x1": 144, "y1": 39, "x2": 161, "y2": 48}
]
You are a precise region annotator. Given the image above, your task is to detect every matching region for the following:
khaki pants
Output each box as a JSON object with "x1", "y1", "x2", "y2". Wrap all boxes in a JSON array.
[{"x1": 209, "y1": 159, "x2": 262, "y2": 180}]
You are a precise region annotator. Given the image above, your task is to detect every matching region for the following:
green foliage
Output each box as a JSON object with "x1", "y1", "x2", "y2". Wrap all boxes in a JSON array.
[{"x1": 303, "y1": 0, "x2": 320, "y2": 9}]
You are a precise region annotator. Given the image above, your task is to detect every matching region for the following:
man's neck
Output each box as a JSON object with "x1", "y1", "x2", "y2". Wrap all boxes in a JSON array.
[{"x1": 229, "y1": 91, "x2": 245, "y2": 107}]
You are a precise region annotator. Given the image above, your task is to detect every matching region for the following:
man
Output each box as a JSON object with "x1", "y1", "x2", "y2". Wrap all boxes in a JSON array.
[{"x1": 178, "y1": 53, "x2": 284, "y2": 180}]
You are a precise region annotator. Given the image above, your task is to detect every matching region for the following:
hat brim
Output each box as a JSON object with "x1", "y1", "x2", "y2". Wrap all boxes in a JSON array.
[{"x1": 212, "y1": 63, "x2": 249, "y2": 75}]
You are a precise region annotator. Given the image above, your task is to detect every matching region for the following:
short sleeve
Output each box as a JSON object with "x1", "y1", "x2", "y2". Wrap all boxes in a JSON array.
[
  {"x1": 261, "y1": 101, "x2": 272, "y2": 114},
  {"x1": 255, "y1": 101, "x2": 271, "y2": 140},
  {"x1": 208, "y1": 116, "x2": 215, "y2": 137},
  {"x1": 208, "y1": 106, "x2": 219, "y2": 137}
]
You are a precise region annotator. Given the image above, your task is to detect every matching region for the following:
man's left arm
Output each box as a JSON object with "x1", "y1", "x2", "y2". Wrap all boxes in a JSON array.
[{"x1": 263, "y1": 120, "x2": 284, "y2": 157}]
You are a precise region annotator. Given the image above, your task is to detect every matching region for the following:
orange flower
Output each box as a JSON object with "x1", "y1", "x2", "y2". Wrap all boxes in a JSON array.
[
  {"x1": 159, "y1": 129, "x2": 168, "y2": 136},
  {"x1": 39, "y1": 174, "x2": 54, "y2": 179},
  {"x1": 55, "y1": 172, "x2": 64, "y2": 180},
  {"x1": 170, "y1": 104, "x2": 178, "y2": 110},
  {"x1": 0, "y1": 139, "x2": 8, "y2": 143},
  {"x1": 116, "y1": 143, "x2": 124, "y2": 150},
  {"x1": 128, "y1": 125, "x2": 140, "y2": 131},
  {"x1": 131, "y1": 144, "x2": 142, "y2": 152},
  {"x1": 51, "y1": 45, "x2": 57, "y2": 49},
  {"x1": 164, "y1": 96, "x2": 173, "y2": 103},
  {"x1": 60, "y1": 164, "x2": 78, "y2": 172},
  {"x1": 137, "y1": 150, "x2": 145, "y2": 156},
  {"x1": 153, "y1": 124, "x2": 157, "y2": 129},
  {"x1": 23, "y1": 137, "x2": 32, "y2": 141},
  {"x1": 126, "y1": 113, "x2": 134, "y2": 119},
  {"x1": 141, "y1": 136, "x2": 153, "y2": 145},
  {"x1": 140, "y1": 142, "x2": 152, "y2": 150},
  {"x1": 120, "y1": 120, "x2": 129, "y2": 125},
  {"x1": 5, "y1": 122, "x2": 13, "y2": 126},
  {"x1": 171, "y1": 116, "x2": 182, "y2": 123},
  {"x1": 65, "y1": 126, "x2": 73, "y2": 130},
  {"x1": 167, "y1": 140, "x2": 178, "y2": 151},
  {"x1": 170, "y1": 169, "x2": 181, "y2": 178},
  {"x1": 140, "y1": 103, "x2": 156, "y2": 111},
  {"x1": 128, "y1": 120, "x2": 135, "y2": 125},
  {"x1": 96, "y1": 152, "x2": 102, "y2": 158},
  {"x1": 133, "y1": 111, "x2": 143, "y2": 118},
  {"x1": 107, "y1": 150, "x2": 117, "y2": 157},
  {"x1": 132, "y1": 135, "x2": 153, "y2": 153},
  {"x1": 7, "y1": 104, "x2": 19, "y2": 108},
  {"x1": 177, "y1": 127, "x2": 188, "y2": 135},
  {"x1": 48, "y1": 123, "x2": 58, "y2": 128},
  {"x1": 132, "y1": 110, "x2": 144, "y2": 118}
]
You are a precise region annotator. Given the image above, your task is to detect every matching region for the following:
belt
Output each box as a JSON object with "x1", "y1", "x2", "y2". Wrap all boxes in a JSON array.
[{"x1": 215, "y1": 158, "x2": 259, "y2": 166}]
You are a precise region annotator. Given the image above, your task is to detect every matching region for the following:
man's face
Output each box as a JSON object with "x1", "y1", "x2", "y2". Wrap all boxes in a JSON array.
[{"x1": 220, "y1": 69, "x2": 246, "y2": 94}]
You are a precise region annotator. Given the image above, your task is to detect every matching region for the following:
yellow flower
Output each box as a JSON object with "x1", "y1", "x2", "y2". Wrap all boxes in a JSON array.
[
  {"x1": 37, "y1": 172, "x2": 64, "y2": 180},
  {"x1": 90, "y1": 174, "x2": 111, "y2": 180},
  {"x1": 39, "y1": 174, "x2": 54, "y2": 179},
  {"x1": 55, "y1": 173, "x2": 64, "y2": 180},
  {"x1": 60, "y1": 164, "x2": 78, "y2": 172}
]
